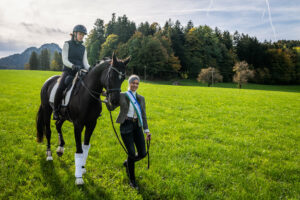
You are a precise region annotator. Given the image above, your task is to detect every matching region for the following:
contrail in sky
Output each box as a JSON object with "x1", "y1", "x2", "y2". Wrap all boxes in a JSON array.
[
  {"x1": 206, "y1": 0, "x2": 214, "y2": 17},
  {"x1": 261, "y1": 8, "x2": 266, "y2": 21},
  {"x1": 265, "y1": 0, "x2": 277, "y2": 41}
]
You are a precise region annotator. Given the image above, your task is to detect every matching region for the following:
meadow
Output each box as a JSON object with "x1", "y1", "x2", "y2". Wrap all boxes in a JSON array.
[{"x1": 0, "y1": 70, "x2": 299, "y2": 200}]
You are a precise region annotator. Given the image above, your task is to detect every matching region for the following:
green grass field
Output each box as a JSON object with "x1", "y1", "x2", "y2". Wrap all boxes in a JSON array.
[{"x1": 0, "y1": 70, "x2": 299, "y2": 200}]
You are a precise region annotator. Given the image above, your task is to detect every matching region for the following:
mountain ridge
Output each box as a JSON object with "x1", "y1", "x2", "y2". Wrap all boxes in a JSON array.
[{"x1": 0, "y1": 43, "x2": 62, "y2": 69}]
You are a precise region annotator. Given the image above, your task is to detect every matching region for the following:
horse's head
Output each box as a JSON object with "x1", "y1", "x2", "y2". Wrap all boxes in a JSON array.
[{"x1": 105, "y1": 52, "x2": 130, "y2": 111}]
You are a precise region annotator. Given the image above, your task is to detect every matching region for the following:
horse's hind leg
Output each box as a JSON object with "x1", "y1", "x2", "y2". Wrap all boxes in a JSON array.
[
  {"x1": 44, "y1": 105, "x2": 53, "y2": 161},
  {"x1": 56, "y1": 119, "x2": 65, "y2": 157}
]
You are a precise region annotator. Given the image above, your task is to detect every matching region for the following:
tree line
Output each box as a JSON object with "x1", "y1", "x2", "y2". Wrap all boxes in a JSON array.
[
  {"x1": 26, "y1": 49, "x2": 63, "y2": 71},
  {"x1": 85, "y1": 13, "x2": 300, "y2": 84},
  {"x1": 27, "y1": 13, "x2": 300, "y2": 85}
]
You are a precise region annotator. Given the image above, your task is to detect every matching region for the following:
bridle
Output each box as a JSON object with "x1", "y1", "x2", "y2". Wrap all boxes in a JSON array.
[
  {"x1": 106, "y1": 65, "x2": 126, "y2": 94},
  {"x1": 79, "y1": 64, "x2": 125, "y2": 102}
]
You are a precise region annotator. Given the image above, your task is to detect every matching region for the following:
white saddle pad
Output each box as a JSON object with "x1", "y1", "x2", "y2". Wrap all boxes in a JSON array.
[{"x1": 49, "y1": 76, "x2": 77, "y2": 106}]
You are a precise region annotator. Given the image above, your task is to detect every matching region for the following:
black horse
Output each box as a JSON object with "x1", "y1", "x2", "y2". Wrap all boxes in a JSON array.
[{"x1": 36, "y1": 53, "x2": 130, "y2": 185}]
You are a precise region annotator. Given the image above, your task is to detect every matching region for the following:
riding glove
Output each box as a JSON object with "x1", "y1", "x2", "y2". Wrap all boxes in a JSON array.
[{"x1": 72, "y1": 65, "x2": 82, "y2": 72}]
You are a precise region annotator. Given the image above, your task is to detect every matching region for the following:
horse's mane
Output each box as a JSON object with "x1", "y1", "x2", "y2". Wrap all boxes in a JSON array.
[{"x1": 90, "y1": 57, "x2": 112, "y2": 73}]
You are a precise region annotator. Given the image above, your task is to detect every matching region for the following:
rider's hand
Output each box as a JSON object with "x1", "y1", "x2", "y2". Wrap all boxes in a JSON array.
[
  {"x1": 146, "y1": 132, "x2": 151, "y2": 141},
  {"x1": 72, "y1": 65, "x2": 81, "y2": 72}
]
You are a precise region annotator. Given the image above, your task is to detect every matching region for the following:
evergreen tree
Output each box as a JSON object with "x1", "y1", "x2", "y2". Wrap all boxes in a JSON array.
[
  {"x1": 169, "y1": 20, "x2": 186, "y2": 73},
  {"x1": 85, "y1": 19, "x2": 106, "y2": 66},
  {"x1": 292, "y1": 47, "x2": 300, "y2": 84},
  {"x1": 184, "y1": 20, "x2": 194, "y2": 34},
  {"x1": 138, "y1": 22, "x2": 151, "y2": 36},
  {"x1": 215, "y1": 29, "x2": 236, "y2": 82},
  {"x1": 184, "y1": 25, "x2": 222, "y2": 78},
  {"x1": 39, "y1": 49, "x2": 50, "y2": 70},
  {"x1": 29, "y1": 51, "x2": 39, "y2": 70},
  {"x1": 105, "y1": 13, "x2": 136, "y2": 43}
]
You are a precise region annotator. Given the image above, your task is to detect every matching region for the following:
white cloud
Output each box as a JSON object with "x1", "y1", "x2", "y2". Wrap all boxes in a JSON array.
[{"x1": 0, "y1": 0, "x2": 299, "y2": 58}]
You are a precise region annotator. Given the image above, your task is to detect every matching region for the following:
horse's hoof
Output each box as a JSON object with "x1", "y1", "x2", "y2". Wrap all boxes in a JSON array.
[
  {"x1": 82, "y1": 167, "x2": 86, "y2": 175},
  {"x1": 56, "y1": 146, "x2": 64, "y2": 157},
  {"x1": 46, "y1": 156, "x2": 53, "y2": 161},
  {"x1": 75, "y1": 178, "x2": 84, "y2": 185},
  {"x1": 56, "y1": 152, "x2": 63, "y2": 157}
]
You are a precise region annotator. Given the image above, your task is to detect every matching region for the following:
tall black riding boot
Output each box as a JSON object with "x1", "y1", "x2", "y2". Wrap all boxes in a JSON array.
[
  {"x1": 128, "y1": 158, "x2": 138, "y2": 189},
  {"x1": 123, "y1": 160, "x2": 129, "y2": 178},
  {"x1": 53, "y1": 89, "x2": 63, "y2": 120},
  {"x1": 53, "y1": 73, "x2": 68, "y2": 120}
]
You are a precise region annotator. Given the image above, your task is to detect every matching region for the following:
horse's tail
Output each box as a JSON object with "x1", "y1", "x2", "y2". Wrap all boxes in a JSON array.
[{"x1": 36, "y1": 104, "x2": 45, "y2": 143}]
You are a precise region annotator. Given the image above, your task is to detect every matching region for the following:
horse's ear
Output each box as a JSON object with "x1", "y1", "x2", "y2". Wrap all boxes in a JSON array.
[
  {"x1": 112, "y1": 52, "x2": 117, "y2": 64},
  {"x1": 123, "y1": 56, "x2": 131, "y2": 66}
]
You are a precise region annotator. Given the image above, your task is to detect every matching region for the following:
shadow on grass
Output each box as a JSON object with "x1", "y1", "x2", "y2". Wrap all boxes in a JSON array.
[
  {"x1": 40, "y1": 156, "x2": 68, "y2": 198},
  {"x1": 40, "y1": 156, "x2": 111, "y2": 200}
]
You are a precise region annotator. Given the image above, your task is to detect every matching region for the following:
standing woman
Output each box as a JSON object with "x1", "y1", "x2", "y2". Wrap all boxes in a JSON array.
[
  {"x1": 53, "y1": 24, "x2": 90, "y2": 120},
  {"x1": 116, "y1": 75, "x2": 151, "y2": 189}
]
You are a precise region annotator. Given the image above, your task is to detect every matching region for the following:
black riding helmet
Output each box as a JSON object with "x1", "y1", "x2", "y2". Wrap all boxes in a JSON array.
[
  {"x1": 73, "y1": 25, "x2": 87, "y2": 35},
  {"x1": 72, "y1": 25, "x2": 87, "y2": 43}
]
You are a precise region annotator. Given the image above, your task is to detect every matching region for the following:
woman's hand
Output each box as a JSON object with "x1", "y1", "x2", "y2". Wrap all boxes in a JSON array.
[{"x1": 146, "y1": 132, "x2": 151, "y2": 141}]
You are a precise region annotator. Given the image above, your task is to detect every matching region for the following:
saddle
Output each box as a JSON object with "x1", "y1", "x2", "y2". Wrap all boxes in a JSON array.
[{"x1": 49, "y1": 70, "x2": 87, "y2": 107}]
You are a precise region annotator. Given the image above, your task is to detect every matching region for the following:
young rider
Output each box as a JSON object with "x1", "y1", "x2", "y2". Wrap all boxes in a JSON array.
[{"x1": 53, "y1": 24, "x2": 90, "y2": 120}]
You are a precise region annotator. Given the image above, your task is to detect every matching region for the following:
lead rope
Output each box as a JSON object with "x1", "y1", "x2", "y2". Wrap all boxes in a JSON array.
[
  {"x1": 109, "y1": 110, "x2": 129, "y2": 155},
  {"x1": 108, "y1": 110, "x2": 150, "y2": 169},
  {"x1": 147, "y1": 139, "x2": 150, "y2": 169}
]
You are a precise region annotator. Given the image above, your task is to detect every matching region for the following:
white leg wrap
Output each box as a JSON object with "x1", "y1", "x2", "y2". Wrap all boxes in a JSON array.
[
  {"x1": 75, "y1": 153, "x2": 84, "y2": 178},
  {"x1": 75, "y1": 178, "x2": 84, "y2": 185},
  {"x1": 82, "y1": 144, "x2": 91, "y2": 167},
  {"x1": 46, "y1": 150, "x2": 53, "y2": 161},
  {"x1": 56, "y1": 146, "x2": 64, "y2": 154}
]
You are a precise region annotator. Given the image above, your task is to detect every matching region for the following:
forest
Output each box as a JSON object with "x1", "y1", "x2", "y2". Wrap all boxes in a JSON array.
[{"x1": 29, "y1": 13, "x2": 300, "y2": 84}]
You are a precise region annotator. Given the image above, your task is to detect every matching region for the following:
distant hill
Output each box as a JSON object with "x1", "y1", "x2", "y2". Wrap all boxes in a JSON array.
[{"x1": 0, "y1": 43, "x2": 62, "y2": 69}]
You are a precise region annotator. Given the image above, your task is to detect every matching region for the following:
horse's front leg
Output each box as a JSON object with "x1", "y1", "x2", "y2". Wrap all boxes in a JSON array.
[
  {"x1": 56, "y1": 119, "x2": 65, "y2": 157},
  {"x1": 74, "y1": 123, "x2": 84, "y2": 185},
  {"x1": 82, "y1": 120, "x2": 97, "y2": 174},
  {"x1": 44, "y1": 106, "x2": 53, "y2": 161}
]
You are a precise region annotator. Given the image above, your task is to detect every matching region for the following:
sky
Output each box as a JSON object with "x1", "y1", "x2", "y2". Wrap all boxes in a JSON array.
[{"x1": 0, "y1": 0, "x2": 300, "y2": 58}]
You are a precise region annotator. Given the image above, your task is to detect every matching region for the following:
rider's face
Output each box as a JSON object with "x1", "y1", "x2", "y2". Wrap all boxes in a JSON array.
[
  {"x1": 76, "y1": 32, "x2": 85, "y2": 42},
  {"x1": 129, "y1": 80, "x2": 139, "y2": 92}
]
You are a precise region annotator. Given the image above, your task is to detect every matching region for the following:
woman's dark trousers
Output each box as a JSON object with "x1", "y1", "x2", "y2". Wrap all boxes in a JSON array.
[{"x1": 120, "y1": 120, "x2": 147, "y2": 181}]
